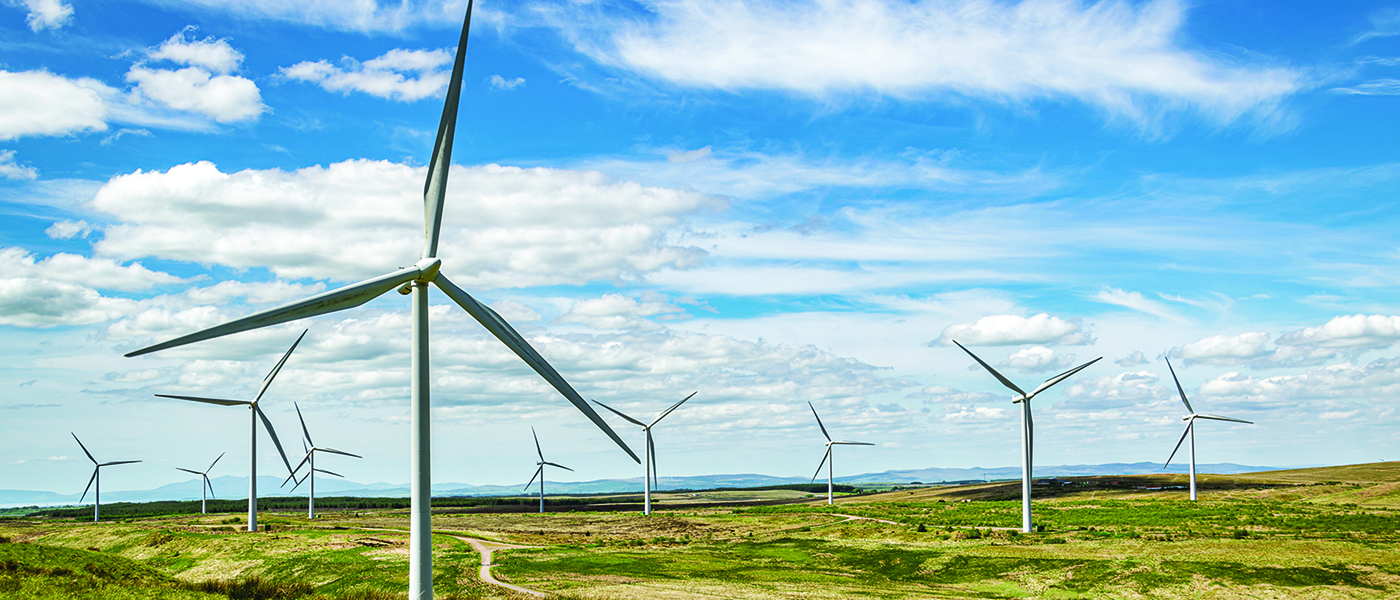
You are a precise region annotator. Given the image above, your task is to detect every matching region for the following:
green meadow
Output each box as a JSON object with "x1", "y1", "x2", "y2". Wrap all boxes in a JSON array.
[{"x1": 2, "y1": 462, "x2": 1398, "y2": 599}]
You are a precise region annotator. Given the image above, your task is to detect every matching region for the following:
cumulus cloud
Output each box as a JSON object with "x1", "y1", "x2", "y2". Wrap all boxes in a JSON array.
[
  {"x1": 0, "y1": 70, "x2": 110, "y2": 140},
  {"x1": 0, "y1": 149, "x2": 37, "y2": 180},
  {"x1": 552, "y1": 0, "x2": 1300, "y2": 129},
  {"x1": 559, "y1": 293, "x2": 688, "y2": 330},
  {"x1": 1058, "y1": 370, "x2": 1165, "y2": 411},
  {"x1": 44, "y1": 220, "x2": 94, "y2": 239},
  {"x1": 489, "y1": 299, "x2": 541, "y2": 323},
  {"x1": 0, "y1": 247, "x2": 183, "y2": 291},
  {"x1": 934, "y1": 313, "x2": 1093, "y2": 346},
  {"x1": 940, "y1": 405, "x2": 1008, "y2": 422},
  {"x1": 1170, "y1": 332, "x2": 1271, "y2": 366},
  {"x1": 1198, "y1": 358, "x2": 1400, "y2": 410},
  {"x1": 0, "y1": 278, "x2": 138, "y2": 327},
  {"x1": 89, "y1": 159, "x2": 717, "y2": 287},
  {"x1": 1276, "y1": 314, "x2": 1400, "y2": 349},
  {"x1": 996, "y1": 345, "x2": 1075, "y2": 373},
  {"x1": 126, "y1": 29, "x2": 265, "y2": 123},
  {"x1": 907, "y1": 385, "x2": 1000, "y2": 405},
  {"x1": 488, "y1": 75, "x2": 526, "y2": 90},
  {"x1": 282, "y1": 48, "x2": 453, "y2": 102},
  {"x1": 1115, "y1": 350, "x2": 1149, "y2": 367},
  {"x1": 10, "y1": 0, "x2": 72, "y2": 31},
  {"x1": 134, "y1": 0, "x2": 469, "y2": 32}
]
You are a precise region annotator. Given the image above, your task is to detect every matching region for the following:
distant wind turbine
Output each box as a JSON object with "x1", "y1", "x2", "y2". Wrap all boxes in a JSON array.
[
  {"x1": 592, "y1": 391, "x2": 698, "y2": 515},
  {"x1": 523, "y1": 427, "x2": 573, "y2": 514},
  {"x1": 1163, "y1": 358, "x2": 1253, "y2": 501},
  {"x1": 121, "y1": 3, "x2": 636, "y2": 595},
  {"x1": 175, "y1": 452, "x2": 224, "y2": 515},
  {"x1": 152, "y1": 330, "x2": 303, "y2": 532},
  {"x1": 282, "y1": 402, "x2": 361, "y2": 519},
  {"x1": 953, "y1": 341, "x2": 1101, "y2": 533},
  {"x1": 807, "y1": 402, "x2": 874, "y2": 505},
  {"x1": 72, "y1": 433, "x2": 139, "y2": 522}
]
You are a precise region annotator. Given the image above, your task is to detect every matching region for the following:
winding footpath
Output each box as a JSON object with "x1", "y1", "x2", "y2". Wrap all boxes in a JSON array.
[{"x1": 448, "y1": 535, "x2": 545, "y2": 597}]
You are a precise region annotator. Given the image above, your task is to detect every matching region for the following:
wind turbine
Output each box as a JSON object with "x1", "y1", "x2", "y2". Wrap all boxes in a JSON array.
[
  {"x1": 807, "y1": 402, "x2": 873, "y2": 505},
  {"x1": 523, "y1": 427, "x2": 573, "y2": 514},
  {"x1": 152, "y1": 330, "x2": 303, "y2": 533},
  {"x1": 1163, "y1": 358, "x2": 1253, "y2": 501},
  {"x1": 72, "y1": 433, "x2": 139, "y2": 522},
  {"x1": 592, "y1": 391, "x2": 697, "y2": 515},
  {"x1": 175, "y1": 452, "x2": 224, "y2": 515},
  {"x1": 952, "y1": 341, "x2": 1101, "y2": 533},
  {"x1": 120, "y1": 2, "x2": 637, "y2": 596},
  {"x1": 282, "y1": 402, "x2": 361, "y2": 519}
]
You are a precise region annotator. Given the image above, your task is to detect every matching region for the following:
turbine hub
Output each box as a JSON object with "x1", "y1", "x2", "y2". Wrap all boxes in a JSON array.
[{"x1": 412, "y1": 257, "x2": 442, "y2": 283}]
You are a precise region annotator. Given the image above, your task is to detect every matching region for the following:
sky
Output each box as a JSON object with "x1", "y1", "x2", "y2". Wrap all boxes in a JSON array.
[{"x1": 2, "y1": 0, "x2": 1400, "y2": 496}]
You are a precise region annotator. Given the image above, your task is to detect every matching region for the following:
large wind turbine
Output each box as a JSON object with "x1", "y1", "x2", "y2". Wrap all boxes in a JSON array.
[
  {"x1": 953, "y1": 341, "x2": 1101, "y2": 533},
  {"x1": 1163, "y1": 358, "x2": 1253, "y2": 501},
  {"x1": 592, "y1": 391, "x2": 698, "y2": 515},
  {"x1": 523, "y1": 427, "x2": 573, "y2": 514},
  {"x1": 807, "y1": 402, "x2": 873, "y2": 506},
  {"x1": 72, "y1": 433, "x2": 139, "y2": 522},
  {"x1": 282, "y1": 402, "x2": 361, "y2": 519},
  {"x1": 120, "y1": 3, "x2": 637, "y2": 596},
  {"x1": 153, "y1": 330, "x2": 303, "y2": 532},
  {"x1": 175, "y1": 452, "x2": 224, "y2": 515}
]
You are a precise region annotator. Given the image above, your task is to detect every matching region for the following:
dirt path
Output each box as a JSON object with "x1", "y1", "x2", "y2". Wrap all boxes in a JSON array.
[
  {"x1": 829, "y1": 513, "x2": 901, "y2": 525},
  {"x1": 328, "y1": 525, "x2": 547, "y2": 597}
]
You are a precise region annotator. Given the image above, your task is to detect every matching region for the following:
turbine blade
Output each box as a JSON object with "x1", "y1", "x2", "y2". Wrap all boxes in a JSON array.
[
  {"x1": 650, "y1": 391, "x2": 698, "y2": 427},
  {"x1": 294, "y1": 402, "x2": 313, "y2": 447},
  {"x1": 421, "y1": 0, "x2": 474, "y2": 259},
  {"x1": 207, "y1": 452, "x2": 225, "y2": 473},
  {"x1": 176, "y1": 467, "x2": 202, "y2": 475},
  {"x1": 256, "y1": 406, "x2": 296, "y2": 476},
  {"x1": 434, "y1": 272, "x2": 638, "y2": 462},
  {"x1": 155, "y1": 394, "x2": 250, "y2": 407},
  {"x1": 591, "y1": 399, "x2": 645, "y2": 427},
  {"x1": 833, "y1": 441, "x2": 875, "y2": 446},
  {"x1": 810, "y1": 447, "x2": 830, "y2": 483},
  {"x1": 286, "y1": 472, "x2": 307, "y2": 493},
  {"x1": 205, "y1": 475, "x2": 216, "y2": 499},
  {"x1": 288, "y1": 450, "x2": 312, "y2": 476},
  {"x1": 124, "y1": 268, "x2": 422, "y2": 357},
  {"x1": 313, "y1": 468, "x2": 344, "y2": 478},
  {"x1": 79, "y1": 469, "x2": 97, "y2": 503},
  {"x1": 649, "y1": 435, "x2": 658, "y2": 490},
  {"x1": 253, "y1": 330, "x2": 307, "y2": 403},
  {"x1": 543, "y1": 461, "x2": 573, "y2": 472},
  {"x1": 532, "y1": 427, "x2": 544, "y2": 462},
  {"x1": 320, "y1": 447, "x2": 362, "y2": 459},
  {"x1": 99, "y1": 460, "x2": 140, "y2": 466},
  {"x1": 1195, "y1": 414, "x2": 1253, "y2": 424},
  {"x1": 71, "y1": 433, "x2": 96, "y2": 464},
  {"x1": 1164, "y1": 421, "x2": 1192, "y2": 467},
  {"x1": 1027, "y1": 356, "x2": 1103, "y2": 398},
  {"x1": 808, "y1": 402, "x2": 831, "y2": 442},
  {"x1": 952, "y1": 340, "x2": 1028, "y2": 398},
  {"x1": 523, "y1": 466, "x2": 542, "y2": 491},
  {"x1": 1165, "y1": 358, "x2": 1194, "y2": 414}
]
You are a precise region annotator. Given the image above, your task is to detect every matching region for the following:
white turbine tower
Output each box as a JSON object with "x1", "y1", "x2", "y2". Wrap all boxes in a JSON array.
[
  {"x1": 523, "y1": 427, "x2": 573, "y2": 514},
  {"x1": 807, "y1": 402, "x2": 874, "y2": 505},
  {"x1": 1163, "y1": 358, "x2": 1253, "y2": 501},
  {"x1": 175, "y1": 452, "x2": 224, "y2": 515},
  {"x1": 121, "y1": 3, "x2": 637, "y2": 596},
  {"x1": 592, "y1": 391, "x2": 698, "y2": 515},
  {"x1": 952, "y1": 341, "x2": 1101, "y2": 533},
  {"x1": 152, "y1": 330, "x2": 303, "y2": 532},
  {"x1": 72, "y1": 433, "x2": 139, "y2": 522},
  {"x1": 282, "y1": 403, "x2": 361, "y2": 519}
]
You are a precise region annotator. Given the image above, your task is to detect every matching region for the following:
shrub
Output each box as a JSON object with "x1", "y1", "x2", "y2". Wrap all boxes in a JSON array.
[
  {"x1": 916, "y1": 524, "x2": 927, "y2": 533},
  {"x1": 1233, "y1": 529, "x2": 1250, "y2": 539}
]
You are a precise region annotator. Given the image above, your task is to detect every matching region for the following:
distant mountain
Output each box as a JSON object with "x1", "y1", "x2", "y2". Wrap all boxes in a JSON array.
[{"x1": 0, "y1": 462, "x2": 1295, "y2": 508}]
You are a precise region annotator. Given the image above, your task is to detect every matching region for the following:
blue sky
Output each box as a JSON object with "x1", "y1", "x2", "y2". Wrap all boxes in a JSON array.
[{"x1": 3, "y1": 0, "x2": 1400, "y2": 496}]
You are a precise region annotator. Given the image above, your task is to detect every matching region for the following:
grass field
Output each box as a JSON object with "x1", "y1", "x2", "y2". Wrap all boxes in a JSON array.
[{"x1": 2, "y1": 462, "x2": 1398, "y2": 599}]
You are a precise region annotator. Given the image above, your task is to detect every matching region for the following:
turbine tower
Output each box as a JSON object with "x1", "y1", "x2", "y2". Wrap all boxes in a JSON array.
[
  {"x1": 120, "y1": 3, "x2": 637, "y2": 596},
  {"x1": 282, "y1": 403, "x2": 361, "y2": 519},
  {"x1": 592, "y1": 391, "x2": 698, "y2": 515},
  {"x1": 523, "y1": 427, "x2": 573, "y2": 514},
  {"x1": 1163, "y1": 358, "x2": 1253, "y2": 501},
  {"x1": 807, "y1": 402, "x2": 873, "y2": 505},
  {"x1": 175, "y1": 452, "x2": 224, "y2": 515},
  {"x1": 152, "y1": 330, "x2": 303, "y2": 532},
  {"x1": 72, "y1": 433, "x2": 139, "y2": 522},
  {"x1": 953, "y1": 341, "x2": 1101, "y2": 533}
]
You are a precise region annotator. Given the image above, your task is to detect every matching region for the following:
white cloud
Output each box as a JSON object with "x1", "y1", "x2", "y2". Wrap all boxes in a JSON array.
[
  {"x1": 1170, "y1": 332, "x2": 1271, "y2": 365},
  {"x1": 0, "y1": 70, "x2": 110, "y2": 140},
  {"x1": 0, "y1": 149, "x2": 37, "y2": 180},
  {"x1": 488, "y1": 75, "x2": 526, "y2": 91},
  {"x1": 907, "y1": 385, "x2": 999, "y2": 405},
  {"x1": 139, "y1": 0, "x2": 470, "y2": 32},
  {"x1": 0, "y1": 247, "x2": 183, "y2": 291},
  {"x1": 997, "y1": 345, "x2": 1074, "y2": 372},
  {"x1": 1199, "y1": 358, "x2": 1400, "y2": 406},
  {"x1": 1331, "y1": 79, "x2": 1400, "y2": 96},
  {"x1": 0, "y1": 278, "x2": 138, "y2": 327},
  {"x1": 1092, "y1": 287, "x2": 1183, "y2": 321},
  {"x1": 125, "y1": 29, "x2": 265, "y2": 124},
  {"x1": 89, "y1": 159, "x2": 717, "y2": 287},
  {"x1": 940, "y1": 405, "x2": 1008, "y2": 422},
  {"x1": 555, "y1": 0, "x2": 1300, "y2": 128},
  {"x1": 559, "y1": 293, "x2": 687, "y2": 330},
  {"x1": 935, "y1": 313, "x2": 1092, "y2": 346},
  {"x1": 1115, "y1": 350, "x2": 1149, "y2": 367},
  {"x1": 10, "y1": 0, "x2": 72, "y2": 31},
  {"x1": 44, "y1": 220, "x2": 94, "y2": 239},
  {"x1": 149, "y1": 27, "x2": 245, "y2": 73},
  {"x1": 489, "y1": 299, "x2": 540, "y2": 323},
  {"x1": 282, "y1": 48, "x2": 453, "y2": 102},
  {"x1": 1058, "y1": 370, "x2": 1164, "y2": 410},
  {"x1": 1276, "y1": 314, "x2": 1400, "y2": 350}
]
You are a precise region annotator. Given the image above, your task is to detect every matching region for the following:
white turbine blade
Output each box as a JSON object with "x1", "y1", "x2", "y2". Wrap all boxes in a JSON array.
[
  {"x1": 434, "y1": 272, "x2": 639, "y2": 462},
  {"x1": 650, "y1": 391, "x2": 698, "y2": 427},
  {"x1": 1164, "y1": 420, "x2": 1193, "y2": 467},
  {"x1": 523, "y1": 466, "x2": 542, "y2": 491},
  {"x1": 1195, "y1": 414, "x2": 1253, "y2": 424},
  {"x1": 124, "y1": 268, "x2": 422, "y2": 357},
  {"x1": 71, "y1": 433, "x2": 96, "y2": 464},
  {"x1": 532, "y1": 427, "x2": 544, "y2": 462},
  {"x1": 256, "y1": 406, "x2": 296, "y2": 476},
  {"x1": 1027, "y1": 356, "x2": 1103, "y2": 398},
  {"x1": 543, "y1": 461, "x2": 573, "y2": 472},
  {"x1": 286, "y1": 472, "x2": 307, "y2": 493},
  {"x1": 810, "y1": 447, "x2": 831, "y2": 483},
  {"x1": 591, "y1": 399, "x2": 645, "y2": 427},
  {"x1": 253, "y1": 330, "x2": 307, "y2": 403},
  {"x1": 294, "y1": 402, "x2": 313, "y2": 447},
  {"x1": 288, "y1": 450, "x2": 312, "y2": 476},
  {"x1": 205, "y1": 475, "x2": 216, "y2": 499},
  {"x1": 421, "y1": 0, "x2": 474, "y2": 260},
  {"x1": 313, "y1": 468, "x2": 344, "y2": 478},
  {"x1": 808, "y1": 402, "x2": 831, "y2": 442},
  {"x1": 952, "y1": 340, "x2": 1028, "y2": 398},
  {"x1": 100, "y1": 460, "x2": 140, "y2": 467},
  {"x1": 649, "y1": 436, "x2": 658, "y2": 490},
  {"x1": 176, "y1": 467, "x2": 202, "y2": 475},
  {"x1": 320, "y1": 447, "x2": 362, "y2": 459},
  {"x1": 833, "y1": 441, "x2": 875, "y2": 446},
  {"x1": 207, "y1": 452, "x2": 225, "y2": 473},
  {"x1": 79, "y1": 469, "x2": 97, "y2": 503},
  {"x1": 1165, "y1": 358, "x2": 1194, "y2": 414},
  {"x1": 155, "y1": 394, "x2": 250, "y2": 407}
]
